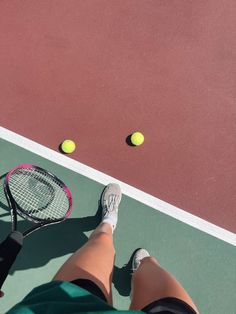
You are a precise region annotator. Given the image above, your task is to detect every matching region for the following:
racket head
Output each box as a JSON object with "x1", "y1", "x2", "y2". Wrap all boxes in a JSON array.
[{"x1": 4, "y1": 164, "x2": 73, "y2": 223}]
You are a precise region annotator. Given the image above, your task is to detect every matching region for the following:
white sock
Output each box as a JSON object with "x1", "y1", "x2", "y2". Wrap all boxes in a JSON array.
[{"x1": 102, "y1": 215, "x2": 118, "y2": 233}]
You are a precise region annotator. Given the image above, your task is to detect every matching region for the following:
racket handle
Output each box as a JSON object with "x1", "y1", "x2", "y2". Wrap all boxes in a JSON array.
[{"x1": 0, "y1": 231, "x2": 23, "y2": 290}]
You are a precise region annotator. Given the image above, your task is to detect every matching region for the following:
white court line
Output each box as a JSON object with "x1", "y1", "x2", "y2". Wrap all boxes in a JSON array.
[{"x1": 0, "y1": 126, "x2": 235, "y2": 246}]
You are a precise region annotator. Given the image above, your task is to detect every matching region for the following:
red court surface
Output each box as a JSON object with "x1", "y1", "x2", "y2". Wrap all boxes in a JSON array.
[{"x1": 0, "y1": 1, "x2": 235, "y2": 233}]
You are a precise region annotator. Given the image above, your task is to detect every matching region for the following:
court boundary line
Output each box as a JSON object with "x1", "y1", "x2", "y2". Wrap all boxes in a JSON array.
[{"x1": 0, "y1": 126, "x2": 235, "y2": 246}]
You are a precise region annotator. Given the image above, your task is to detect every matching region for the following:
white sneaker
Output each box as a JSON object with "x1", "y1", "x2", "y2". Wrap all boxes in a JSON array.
[
  {"x1": 132, "y1": 248, "x2": 150, "y2": 272},
  {"x1": 101, "y1": 183, "x2": 122, "y2": 232}
]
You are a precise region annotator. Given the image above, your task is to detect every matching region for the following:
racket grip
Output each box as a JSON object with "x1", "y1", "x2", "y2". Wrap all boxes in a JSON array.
[{"x1": 0, "y1": 231, "x2": 23, "y2": 290}]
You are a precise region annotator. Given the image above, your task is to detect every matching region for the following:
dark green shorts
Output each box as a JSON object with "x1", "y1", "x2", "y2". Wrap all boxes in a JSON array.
[
  {"x1": 7, "y1": 280, "x2": 197, "y2": 314},
  {"x1": 7, "y1": 281, "x2": 138, "y2": 314}
]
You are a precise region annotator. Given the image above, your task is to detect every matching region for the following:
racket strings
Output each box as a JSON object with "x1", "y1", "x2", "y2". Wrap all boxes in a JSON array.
[{"x1": 8, "y1": 168, "x2": 70, "y2": 221}]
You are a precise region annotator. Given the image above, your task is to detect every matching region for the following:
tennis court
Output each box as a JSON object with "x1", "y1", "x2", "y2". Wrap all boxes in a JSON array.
[{"x1": 0, "y1": 1, "x2": 236, "y2": 313}]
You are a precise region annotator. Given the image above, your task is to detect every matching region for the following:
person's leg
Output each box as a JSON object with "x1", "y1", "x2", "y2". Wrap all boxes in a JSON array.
[
  {"x1": 53, "y1": 222, "x2": 114, "y2": 304},
  {"x1": 129, "y1": 251, "x2": 199, "y2": 313},
  {"x1": 53, "y1": 183, "x2": 122, "y2": 306}
]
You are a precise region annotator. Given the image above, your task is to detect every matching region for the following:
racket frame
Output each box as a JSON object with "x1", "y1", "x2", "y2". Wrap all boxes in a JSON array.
[{"x1": 4, "y1": 164, "x2": 73, "y2": 237}]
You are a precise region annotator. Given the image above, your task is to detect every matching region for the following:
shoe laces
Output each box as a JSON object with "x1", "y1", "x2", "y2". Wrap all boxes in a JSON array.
[{"x1": 103, "y1": 194, "x2": 119, "y2": 215}]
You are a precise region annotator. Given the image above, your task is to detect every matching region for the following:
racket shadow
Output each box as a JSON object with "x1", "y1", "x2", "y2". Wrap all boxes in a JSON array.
[{"x1": 0, "y1": 206, "x2": 102, "y2": 275}]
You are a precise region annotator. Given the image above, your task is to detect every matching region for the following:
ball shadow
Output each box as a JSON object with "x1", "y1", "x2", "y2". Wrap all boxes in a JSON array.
[
  {"x1": 58, "y1": 143, "x2": 67, "y2": 154},
  {"x1": 125, "y1": 134, "x2": 136, "y2": 147}
]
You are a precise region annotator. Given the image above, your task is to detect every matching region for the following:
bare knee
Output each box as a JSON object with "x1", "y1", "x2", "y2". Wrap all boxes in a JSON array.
[
  {"x1": 132, "y1": 256, "x2": 162, "y2": 285},
  {"x1": 89, "y1": 231, "x2": 113, "y2": 246},
  {"x1": 134, "y1": 256, "x2": 159, "y2": 274},
  {"x1": 141, "y1": 256, "x2": 160, "y2": 266}
]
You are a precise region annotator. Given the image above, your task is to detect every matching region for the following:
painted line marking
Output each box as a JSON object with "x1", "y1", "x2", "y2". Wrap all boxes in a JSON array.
[{"x1": 0, "y1": 126, "x2": 235, "y2": 246}]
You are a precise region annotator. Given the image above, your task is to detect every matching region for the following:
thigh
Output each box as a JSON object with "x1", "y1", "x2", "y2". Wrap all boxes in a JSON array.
[{"x1": 130, "y1": 257, "x2": 199, "y2": 313}]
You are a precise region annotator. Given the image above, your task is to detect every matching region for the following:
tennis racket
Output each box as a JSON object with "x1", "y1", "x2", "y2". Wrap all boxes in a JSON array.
[{"x1": 0, "y1": 164, "x2": 73, "y2": 291}]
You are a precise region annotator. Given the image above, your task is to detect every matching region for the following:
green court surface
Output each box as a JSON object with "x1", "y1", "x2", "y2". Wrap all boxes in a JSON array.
[{"x1": 0, "y1": 139, "x2": 235, "y2": 313}]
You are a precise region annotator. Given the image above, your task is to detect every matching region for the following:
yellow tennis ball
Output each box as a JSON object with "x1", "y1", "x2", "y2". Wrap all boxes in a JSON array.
[
  {"x1": 61, "y1": 140, "x2": 76, "y2": 153},
  {"x1": 131, "y1": 132, "x2": 144, "y2": 146}
]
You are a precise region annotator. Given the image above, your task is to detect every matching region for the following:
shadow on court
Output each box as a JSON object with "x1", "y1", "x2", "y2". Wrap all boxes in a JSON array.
[
  {"x1": 0, "y1": 210, "x2": 100, "y2": 273},
  {"x1": 0, "y1": 173, "x2": 132, "y2": 297}
]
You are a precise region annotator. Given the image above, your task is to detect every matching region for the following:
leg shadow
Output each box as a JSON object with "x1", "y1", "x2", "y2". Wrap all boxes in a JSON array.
[{"x1": 113, "y1": 249, "x2": 141, "y2": 296}]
